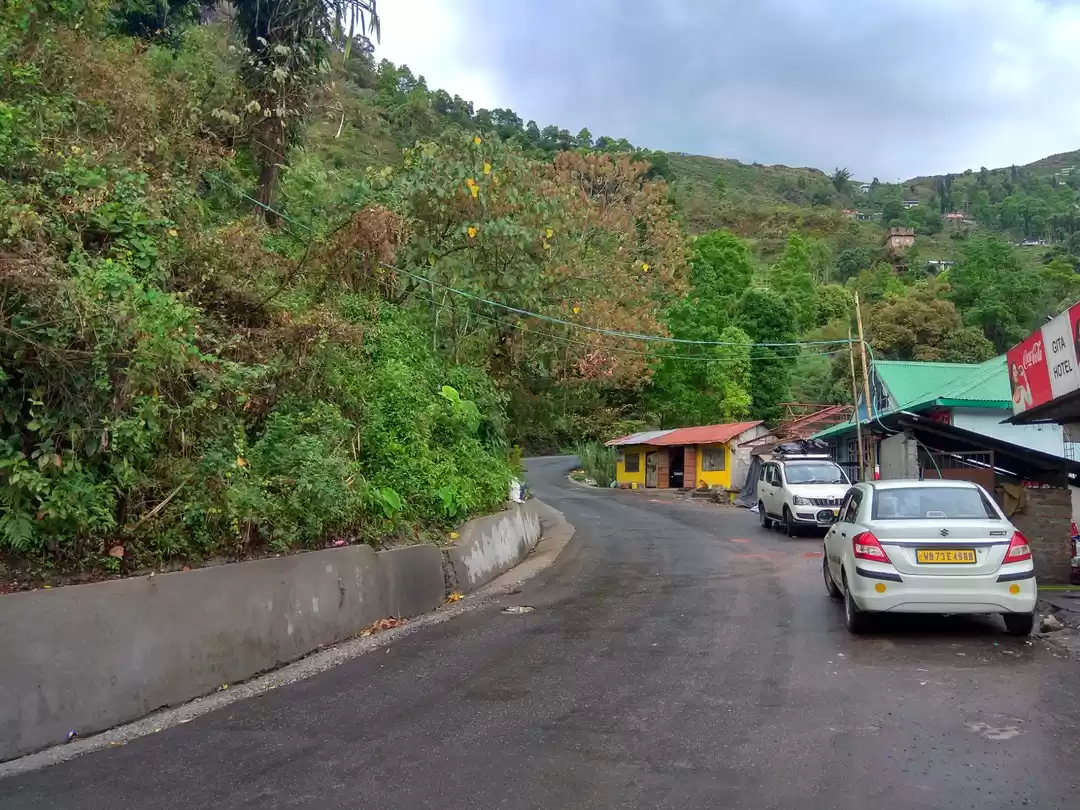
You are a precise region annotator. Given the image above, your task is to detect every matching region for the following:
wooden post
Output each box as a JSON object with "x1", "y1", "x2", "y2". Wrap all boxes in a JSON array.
[
  {"x1": 848, "y1": 325, "x2": 865, "y2": 481},
  {"x1": 855, "y1": 294, "x2": 876, "y2": 476}
]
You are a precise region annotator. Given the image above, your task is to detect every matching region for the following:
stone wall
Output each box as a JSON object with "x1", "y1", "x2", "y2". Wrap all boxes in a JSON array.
[
  {"x1": 0, "y1": 502, "x2": 549, "y2": 762},
  {"x1": 1010, "y1": 485, "x2": 1073, "y2": 583},
  {"x1": 443, "y1": 502, "x2": 542, "y2": 593}
]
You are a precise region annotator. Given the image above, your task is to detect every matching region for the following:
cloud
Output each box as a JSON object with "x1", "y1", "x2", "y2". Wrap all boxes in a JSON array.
[{"x1": 373, "y1": 0, "x2": 1080, "y2": 179}]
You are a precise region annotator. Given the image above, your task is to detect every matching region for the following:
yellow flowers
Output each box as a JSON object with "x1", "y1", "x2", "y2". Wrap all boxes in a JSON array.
[
  {"x1": 483, "y1": 162, "x2": 492, "y2": 175},
  {"x1": 542, "y1": 241, "x2": 551, "y2": 250},
  {"x1": 428, "y1": 254, "x2": 436, "y2": 265},
  {"x1": 167, "y1": 229, "x2": 178, "y2": 238},
  {"x1": 449, "y1": 531, "x2": 460, "y2": 539},
  {"x1": 447, "y1": 591, "x2": 463, "y2": 603},
  {"x1": 641, "y1": 262, "x2": 650, "y2": 272},
  {"x1": 236, "y1": 456, "x2": 248, "y2": 468},
  {"x1": 545, "y1": 228, "x2": 554, "y2": 238},
  {"x1": 572, "y1": 306, "x2": 580, "y2": 315},
  {"x1": 467, "y1": 226, "x2": 478, "y2": 238},
  {"x1": 474, "y1": 136, "x2": 482, "y2": 145},
  {"x1": 471, "y1": 185, "x2": 479, "y2": 198}
]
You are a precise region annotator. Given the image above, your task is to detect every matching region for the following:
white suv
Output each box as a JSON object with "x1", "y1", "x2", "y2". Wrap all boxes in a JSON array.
[{"x1": 758, "y1": 457, "x2": 851, "y2": 536}]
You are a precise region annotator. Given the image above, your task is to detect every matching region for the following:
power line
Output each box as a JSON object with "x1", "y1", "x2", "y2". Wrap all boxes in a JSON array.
[
  {"x1": 405, "y1": 283, "x2": 849, "y2": 363},
  {"x1": 204, "y1": 172, "x2": 861, "y2": 353}
]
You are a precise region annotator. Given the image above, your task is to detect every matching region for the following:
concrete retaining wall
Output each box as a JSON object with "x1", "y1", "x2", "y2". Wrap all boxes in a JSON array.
[
  {"x1": 443, "y1": 502, "x2": 543, "y2": 593},
  {"x1": 0, "y1": 502, "x2": 547, "y2": 762}
]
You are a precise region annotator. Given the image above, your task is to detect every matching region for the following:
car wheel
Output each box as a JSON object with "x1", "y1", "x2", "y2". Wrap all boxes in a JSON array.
[
  {"x1": 758, "y1": 502, "x2": 773, "y2": 530},
  {"x1": 783, "y1": 506, "x2": 797, "y2": 537},
  {"x1": 824, "y1": 557, "x2": 842, "y2": 600},
  {"x1": 843, "y1": 574, "x2": 870, "y2": 634},
  {"x1": 1003, "y1": 612, "x2": 1034, "y2": 637}
]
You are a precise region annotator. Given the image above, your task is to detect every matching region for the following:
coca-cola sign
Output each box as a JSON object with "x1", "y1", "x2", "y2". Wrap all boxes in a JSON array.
[{"x1": 1007, "y1": 299, "x2": 1080, "y2": 415}]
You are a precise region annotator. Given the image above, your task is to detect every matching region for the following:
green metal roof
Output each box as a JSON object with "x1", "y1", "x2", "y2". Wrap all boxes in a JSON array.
[
  {"x1": 814, "y1": 420, "x2": 857, "y2": 440},
  {"x1": 812, "y1": 356, "x2": 1011, "y2": 441},
  {"x1": 881, "y1": 356, "x2": 1010, "y2": 411}
]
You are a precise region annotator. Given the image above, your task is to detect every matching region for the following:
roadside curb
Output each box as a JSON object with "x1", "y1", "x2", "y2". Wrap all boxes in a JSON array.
[
  {"x1": 565, "y1": 472, "x2": 605, "y2": 491},
  {"x1": 0, "y1": 502, "x2": 576, "y2": 780}
]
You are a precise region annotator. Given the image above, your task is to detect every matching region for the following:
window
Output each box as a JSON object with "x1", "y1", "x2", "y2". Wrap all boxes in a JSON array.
[
  {"x1": 624, "y1": 452, "x2": 640, "y2": 473},
  {"x1": 782, "y1": 461, "x2": 848, "y2": 485},
  {"x1": 871, "y1": 486, "x2": 999, "y2": 520},
  {"x1": 840, "y1": 488, "x2": 862, "y2": 523},
  {"x1": 761, "y1": 464, "x2": 777, "y2": 484},
  {"x1": 701, "y1": 447, "x2": 726, "y2": 471}
]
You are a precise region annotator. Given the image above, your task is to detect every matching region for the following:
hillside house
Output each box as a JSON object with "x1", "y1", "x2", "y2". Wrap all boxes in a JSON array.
[
  {"x1": 925, "y1": 259, "x2": 955, "y2": 274},
  {"x1": 884, "y1": 227, "x2": 915, "y2": 254},
  {"x1": 902, "y1": 199, "x2": 920, "y2": 209},
  {"x1": 608, "y1": 422, "x2": 773, "y2": 492}
]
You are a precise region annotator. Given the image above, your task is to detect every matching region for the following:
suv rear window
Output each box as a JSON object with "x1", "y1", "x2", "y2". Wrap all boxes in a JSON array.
[
  {"x1": 871, "y1": 487, "x2": 999, "y2": 520},
  {"x1": 782, "y1": 462, "x2": 848, "y2": 485}
]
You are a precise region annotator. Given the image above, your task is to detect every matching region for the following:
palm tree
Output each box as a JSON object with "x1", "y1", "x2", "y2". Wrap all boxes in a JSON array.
[
  {"x1": 231, "y1": 0, "x2": 380, "y2": 223},
  {"x1": 831, "y1": 167, "x2": 852, "y2": 195}
]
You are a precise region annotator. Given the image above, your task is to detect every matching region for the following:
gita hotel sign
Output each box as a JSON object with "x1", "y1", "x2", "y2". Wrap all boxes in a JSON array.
[{"x1": 1007, "y1": 300, "x2": 1080, "y2": 415}]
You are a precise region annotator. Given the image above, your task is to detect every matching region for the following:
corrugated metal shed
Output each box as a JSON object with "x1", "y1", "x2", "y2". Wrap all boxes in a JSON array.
[
  {"x1": 605, "y1": 422, "x2": 763, "y2": 447},
  {"x1": 651, "y1": 421, "x2": 764, "y2": 446},
  {"x1": 605, "y1": 429, "x2": 674, "y2": 447},
  {"x1": 813, "y1": 356, "x2": 1011, "y2": 441},
  {"x1": 877, "y1": 357, "x2": 1010, "y2": 411}
]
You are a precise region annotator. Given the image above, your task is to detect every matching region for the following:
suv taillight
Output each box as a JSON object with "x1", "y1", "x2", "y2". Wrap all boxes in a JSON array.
[
  {"x1": 852, "y1": 531, "x2": 891, "y2": 563},
  {"x1": 1002, "y1": 531, "x2": 1032, "y2": 565}
]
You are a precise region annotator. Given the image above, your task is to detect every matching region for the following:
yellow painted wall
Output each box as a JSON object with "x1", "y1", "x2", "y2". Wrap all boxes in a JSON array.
[
  {"x1": 615, "y1": 445, "x2": 648, "y2": 487},
  {"x1": 695, "y1": 443, "x2": 733, "y2": 489}
]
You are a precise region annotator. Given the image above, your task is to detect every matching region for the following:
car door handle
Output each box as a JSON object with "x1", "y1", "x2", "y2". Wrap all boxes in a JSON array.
[{"x1": 840, "y1": 532, "x2": 847, "y2": 538}]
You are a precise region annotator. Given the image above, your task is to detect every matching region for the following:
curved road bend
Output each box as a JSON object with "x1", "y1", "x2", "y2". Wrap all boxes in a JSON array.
[{"x1": 2, "y1": 457, "x2": 1078, "y2": 809}]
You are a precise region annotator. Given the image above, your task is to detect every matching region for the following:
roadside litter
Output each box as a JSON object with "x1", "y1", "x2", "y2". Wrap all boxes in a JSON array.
[{"x1": 360, "y1": 617, "x2": 406, "y2": 636}]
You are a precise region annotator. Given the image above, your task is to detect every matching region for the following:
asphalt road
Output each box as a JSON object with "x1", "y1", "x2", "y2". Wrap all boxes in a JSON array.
[{"x1": 3, "y1": 457, "x2": 1079, "y2": 809}]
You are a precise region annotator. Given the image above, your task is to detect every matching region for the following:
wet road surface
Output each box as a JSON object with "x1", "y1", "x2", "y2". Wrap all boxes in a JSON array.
[{"x1": 2, "y1": 457, "x2": 1078, "y2": 808}]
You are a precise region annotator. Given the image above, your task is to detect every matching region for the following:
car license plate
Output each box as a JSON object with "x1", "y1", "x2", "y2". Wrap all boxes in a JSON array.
[{"x1": 916, "y1": 548, "x2": 976, "y2": 564}]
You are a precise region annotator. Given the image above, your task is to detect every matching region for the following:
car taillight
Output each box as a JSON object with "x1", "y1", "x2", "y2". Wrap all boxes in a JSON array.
[
  {"x1": 852, "y1": 531, "x2": 891, "y2": 563},
  {"x1": 1002, "y1": 531, "x2": 1032, "y2": 565}
]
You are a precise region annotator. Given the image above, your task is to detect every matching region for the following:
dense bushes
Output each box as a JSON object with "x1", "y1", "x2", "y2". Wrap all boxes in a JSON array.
[
  {"x1": 573, "y1": 442, "x2": 617, "y2": 488},
  {"x1": 0, "y1": 7, "x2": 516, "y2": 578}
]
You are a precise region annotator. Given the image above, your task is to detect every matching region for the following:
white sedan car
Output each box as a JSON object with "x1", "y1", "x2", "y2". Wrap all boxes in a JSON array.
[{"x1": 822, "y1": 480, "x2": 1037, "y2": 635}]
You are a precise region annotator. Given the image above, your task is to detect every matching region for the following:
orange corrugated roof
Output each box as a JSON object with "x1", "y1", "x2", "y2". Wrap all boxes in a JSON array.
[{"x1": 649, "y1": 421, "x2": 764, "y2": 446}]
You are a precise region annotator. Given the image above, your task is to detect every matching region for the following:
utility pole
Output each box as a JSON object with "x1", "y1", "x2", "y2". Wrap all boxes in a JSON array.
[
  {"x1": 855, "y1": 294, "x2": 876, "y2": 477},
  {"x1": 848, "y1": 325, "x2": 865, "y2": 481}
]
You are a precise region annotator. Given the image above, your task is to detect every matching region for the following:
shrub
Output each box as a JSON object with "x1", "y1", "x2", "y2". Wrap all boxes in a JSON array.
[{"x1": 574, "y1": 441, "x2": 617, "y2": 488}]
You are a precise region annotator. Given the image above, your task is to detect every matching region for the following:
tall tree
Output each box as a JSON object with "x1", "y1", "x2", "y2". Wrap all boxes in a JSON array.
[
  {"x1": 767, "y1": 233, "x2": 818, "y2": 333},
  {"x1": 737, "y1": 287, "x2": 797, "y2": 424},
  {"x1": 649, "y1": 231, "x2": 756, "y2": 426},
  {"x1": 235, "y1": 0, "x2": 380, "y2": 223},
  {"x1": 864, "y1": 282, "x2": 962, "y2": 361},
  {"x1": 831, "y1": 167, "x2": 852, "y2": 194}
]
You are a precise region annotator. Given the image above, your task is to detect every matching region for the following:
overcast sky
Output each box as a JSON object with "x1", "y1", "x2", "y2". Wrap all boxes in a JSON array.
[{"x1": 374, "y1": 0, "x2": 1080, "y2": 181}]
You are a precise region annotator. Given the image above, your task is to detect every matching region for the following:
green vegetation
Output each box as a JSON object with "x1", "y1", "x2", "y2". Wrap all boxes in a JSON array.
[
  {"x1": 573, "y1": 442, "x2": 617, "y2": 488},
  {"x1": 3, "y1": 0, "x2": 1079, "y2": 582}
]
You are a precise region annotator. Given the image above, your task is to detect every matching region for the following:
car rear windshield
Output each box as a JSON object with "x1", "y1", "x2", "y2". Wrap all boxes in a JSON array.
[
  {"x1": 783, "y1": 463, "x2": 848, "y2": 485},
  {"x1": 871, "y1": 487, "x2": 999, "y2": 520}
]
